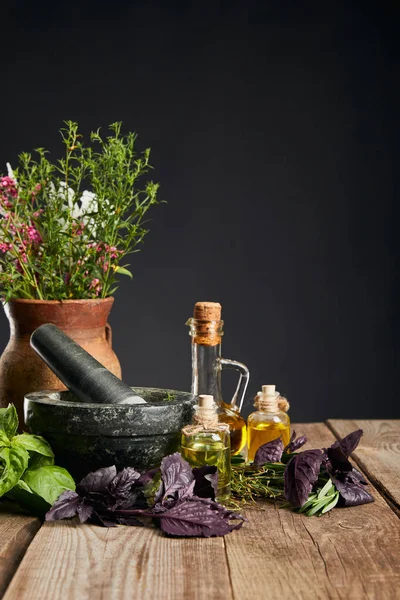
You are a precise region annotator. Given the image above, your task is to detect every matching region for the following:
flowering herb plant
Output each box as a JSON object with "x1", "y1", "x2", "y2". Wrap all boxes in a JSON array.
[{"x1": 0, "y1": 121, "x2": 160, "y2": 300}]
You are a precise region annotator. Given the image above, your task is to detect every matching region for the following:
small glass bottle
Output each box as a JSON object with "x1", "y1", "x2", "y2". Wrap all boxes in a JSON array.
[
  {"x1": 247, "y1": 385, "x2": 291, "y2": 461},
  {"x1": 186, "y1": 302, "x2": 249, "y2": 456},
  {"x1": 181, "y1": 394, "x2": 231, "y2": 502}
]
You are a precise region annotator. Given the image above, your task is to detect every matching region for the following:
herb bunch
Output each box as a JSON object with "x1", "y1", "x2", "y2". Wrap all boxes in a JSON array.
[
  {"x1": 0, "y1": 404, "x2": 75, "y2": 513},
  {"x1": 231, "y1": 430, "x2": 374, "y2": 517},
  {"x1": 47, "y1": 453, "x2": 246, "y2": 538},
  {"x1": 0, "y1": 121, "x2": 160, "y2": 300}
]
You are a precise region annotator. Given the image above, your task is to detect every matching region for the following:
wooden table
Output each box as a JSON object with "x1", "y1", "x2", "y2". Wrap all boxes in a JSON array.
[{"x1": 0, "y1": 420, "x2": 399, "y2": 599}]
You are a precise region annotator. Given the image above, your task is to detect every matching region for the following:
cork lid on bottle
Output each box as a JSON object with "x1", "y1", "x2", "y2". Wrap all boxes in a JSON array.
[{"x1": 193, "y1": 302, "x2": 222, "y2": 322}]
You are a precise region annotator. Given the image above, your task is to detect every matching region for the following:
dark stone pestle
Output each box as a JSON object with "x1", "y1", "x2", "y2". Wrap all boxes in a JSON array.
[{"x1": 30, "y1": 324, "x2": 146, "y2": 405}]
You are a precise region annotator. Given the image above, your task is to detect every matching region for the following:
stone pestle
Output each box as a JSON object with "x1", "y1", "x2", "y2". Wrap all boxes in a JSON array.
[{"x1": 30, "y1": 323, "x2": 146, "y2": 405}]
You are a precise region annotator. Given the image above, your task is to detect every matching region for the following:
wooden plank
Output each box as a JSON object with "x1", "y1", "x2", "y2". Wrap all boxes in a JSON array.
[
  {"x1": 0, "y1": 513, "x2": 40, "y2": 598},
  {"x1": 225, "y1": 423, "x2": 400, "y2": 600},
  {"x1": 3, "y1": 520, "x2": 233, "y2": 600},
  {"x1": 327, "y1": 419, "x2": 400, "y2": 512}
]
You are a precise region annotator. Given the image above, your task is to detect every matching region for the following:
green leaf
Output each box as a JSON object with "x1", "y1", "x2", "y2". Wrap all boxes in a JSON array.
[
  {"x1": 114, "y1": 266, "x2": 132, "y2": 278},
  {"x1": 321, "y1": 490, "x2": 340, "y2": 514},
  {"x1": 12, "y1": 434, "x2": 54, "y2": 457},
  {"x1": 317, "y1": 479, "x2": 333, "y2": 500},
  {"x1": 28, "y1": 453, "x2": 55, "y2": 470},
  {"x1": 0, "y1": 445, "x2": 29, "y2": 497},
  {"x1": 0, "y1": 405, "x2": 19, "y2": 439},
  {"x1": 22, "y1": 466, "x2": 76, "y2": 505},
  {"x1": 5, "y1": 480, "x2": 51, "y2": 516},
  {"x1": 0, "y1": 431, "x2": 11, "y2": 448}
]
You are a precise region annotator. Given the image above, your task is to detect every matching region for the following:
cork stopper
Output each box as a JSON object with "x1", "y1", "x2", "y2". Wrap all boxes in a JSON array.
[
  {"x1": 187, "y1": 301, "x2": 223, "y2": 346},
  {"x1": 254, "y1": 385, "x2": 279, "y2": 413},
  {"x1": 193, "y1": 302, "x2": 221, "y2": 322},
  {"x1": 182, "y1": 394, "x2": 228, "y2": 433}
]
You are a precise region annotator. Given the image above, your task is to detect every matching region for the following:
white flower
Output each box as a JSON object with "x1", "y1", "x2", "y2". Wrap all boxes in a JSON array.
[{"x1": 6, "y1": 163, "x2": 16, "y2": 183}]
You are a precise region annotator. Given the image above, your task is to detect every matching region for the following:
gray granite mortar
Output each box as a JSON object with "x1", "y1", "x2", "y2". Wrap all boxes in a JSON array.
[{"x1": 24, "y1": 387, "x2": 196, "y2": 479}]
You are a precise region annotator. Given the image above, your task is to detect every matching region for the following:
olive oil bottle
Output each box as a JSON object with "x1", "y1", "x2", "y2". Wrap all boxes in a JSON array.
[
  {"x1": 247, "y1": 385, "x2": 290, "y2": 461},
  {"x1": 186, "y1": 302, "x2": 249, "y2": 456},
  {"x1": 181, "y1": 394, "x2": 231, "y2": 502}
]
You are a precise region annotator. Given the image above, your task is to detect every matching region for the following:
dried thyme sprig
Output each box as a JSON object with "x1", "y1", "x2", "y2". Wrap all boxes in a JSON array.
[{"x1": 230, "y1": 463, "x2": 286, "y2": 505}]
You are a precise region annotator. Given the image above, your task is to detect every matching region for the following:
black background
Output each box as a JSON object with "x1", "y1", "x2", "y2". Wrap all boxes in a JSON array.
[{"x1": 0, "y1": 1, "x2": 398, "y2": 422}]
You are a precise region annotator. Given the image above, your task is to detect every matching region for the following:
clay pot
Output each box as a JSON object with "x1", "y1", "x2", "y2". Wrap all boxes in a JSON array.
[{"x1": 0, "y1": 297, "x2": 121, "y2": 427}]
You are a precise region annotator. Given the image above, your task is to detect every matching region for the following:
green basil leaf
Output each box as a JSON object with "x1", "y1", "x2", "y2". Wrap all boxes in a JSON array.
[
  {"x1": 0, "y1": 445, "x2": 29, "y2": 497},
  {"x1": 5, "y1": 479, "x2": 51, "y2": 516},
  {"x1": 28, "y1": 453, "x2": 55, "y2": 470},
  {"x1": 14, "y1": 479, "x2": 32, "y2": 493},
  {"x1": 12, "y1": 434, "x2": 55, "y2": 457},
  {"x1": 0, "y1": 431, "x2": 11, "y2": 448},
  {"x1": 22, "y1": 466, "x2": 76, "y2": 505},
  {"x1": 0, "y1": 405, "x2": 18, "y2": 440}
]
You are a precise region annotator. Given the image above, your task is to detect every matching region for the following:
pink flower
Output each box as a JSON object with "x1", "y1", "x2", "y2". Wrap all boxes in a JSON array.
[
  {"x1": 0, "y1": 242, "x2": 12, "y2": 253},
  {"x1": 102, "y1": 261, "x2": 109, "y2": 273},
  {"x1": 89, "y1": 277, "x2": 102, "y2": 296},
  {"x1": 26, "y1": 226, "x2": 42, "y2": 244},
  {"x1": 0, "y1": 176, "x2": 17, "y2": 198},
  {"x1": 89, "y1": 277, "x2": 100, "y2": 289},
  {"x1": 72, "y1": 221, "x2": 85, "y2": 236},
  {"x1": 33, "y1": 209, "x2": 44, "y2": 218},
  {"x1": 35, "y1": 184, "x2": 42, "y2": 191}
]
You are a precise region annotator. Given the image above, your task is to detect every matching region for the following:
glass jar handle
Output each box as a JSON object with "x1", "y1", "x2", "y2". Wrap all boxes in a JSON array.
[{"x1": 220, "y1": 358, "x2": 250, "y2": 413}]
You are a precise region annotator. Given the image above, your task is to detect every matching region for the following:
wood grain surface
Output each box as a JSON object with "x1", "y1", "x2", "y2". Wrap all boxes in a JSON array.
[
  {"x1": 327, "y1": 419, "x2": 400, "y2": 512},
  {"x1": 3, "y1": 422, "x2": 400, "y2": 600},
  {"x1": 224, "y1": 423, "x2": 400, "y2": 600},
  {"x1": 0, "y1": 513, "x2": 40, "y2": 597}
]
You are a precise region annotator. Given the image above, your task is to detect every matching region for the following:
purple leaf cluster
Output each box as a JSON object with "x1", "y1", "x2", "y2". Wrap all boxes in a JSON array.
[
  {"x1": 46, "y1": 453, "x2": 244, "y2": 538},
  {"x1": 323, "y1": 429, "x2": 374, "y2": 507},
  {"x1": 283, "y1": 428, "x2": 374, "y2": 509},
  {"x1": 253, "y1": 431, "x2": 308, "y2": 466}
]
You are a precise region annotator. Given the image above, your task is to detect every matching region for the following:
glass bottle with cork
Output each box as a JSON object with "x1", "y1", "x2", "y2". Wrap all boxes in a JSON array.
[
  {"x1": 181, "y1": 394, "x2": 231, "y2": 502},
  {"x1": 186, "y1": 301, "x2": 249, "y2": 456},
  {"x1": 247, "y1": 384, "x2": 291, "y2": 461}
]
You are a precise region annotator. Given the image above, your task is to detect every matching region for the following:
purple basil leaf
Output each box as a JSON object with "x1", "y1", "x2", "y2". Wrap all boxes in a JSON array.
[
  {"x1": 254, "y1": 437, "x2": 284, "y2": 465},
  {"x1": 192, "y1": 466, "x2": 218, "y2": 499},
  {"x1": 284, "y1": 449, "x2": 323, "y2": 507},
  {"x1": 285, "y1": 434, "x2": 308, "y2": 453},
  {"x1": 349, "y1": 468, "x2": 368, "y2": 485},
  {"x1": 77, "y1": 502, "x2": 93, "y2": 523},
  {"x1": 160, "y1": 453, "x2": 194, "y2": 502},
  {"x1": 326, "y1": 446, "x2": 352, "y2": 474},
  {"x1": 108, "y1": 467, "x2": 141, "y2": 508},
  {"x1": 330, "y1": 429, "x2": 363, "y2": 458},
  {"x1": 45, "y1": 490, "x2": 80, "y2": 521},
  {"x1": 138, "y1": 468, "x2": 160, "y2": 487},
  {"x1": 78, "y1": 466, "x2": 117, "y2": 494},
  {"x1": 283, "y1": 430, "x2": 296, "y2": 452},
  {"x1": 90, "y1": 510, "x2": 118, "y2": 528},
  {"x1": 117, "y1": 516, "x2": 147, "y2": 527},
  {"x1": 178, "y1": 480, "x2": 196, "y2": 500},
  {"x1": 332, "y1": 476, "x2": 374, "y2": 507},
  {"x1": 153, "y1": 497, "x2": 245, "y2": 537}
]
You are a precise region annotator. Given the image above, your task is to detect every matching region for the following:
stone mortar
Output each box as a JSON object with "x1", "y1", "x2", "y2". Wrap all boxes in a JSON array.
[{"x1": 24, "y1": 387, "x2": 195, "y2": 480}]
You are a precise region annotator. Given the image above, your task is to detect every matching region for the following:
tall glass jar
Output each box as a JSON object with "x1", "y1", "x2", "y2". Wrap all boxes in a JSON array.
[{"x1": 186, "y1": 302, "x2": 249, "y2": 455}]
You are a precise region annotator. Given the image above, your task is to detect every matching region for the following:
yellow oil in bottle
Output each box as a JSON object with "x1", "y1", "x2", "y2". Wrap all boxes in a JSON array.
[
  {"x1": 181, "y1": 431, "x2": 231, "y2": 502},
  {"x1": 247, "y1": 420, "x2": 291, "y2": 461},
  {"x1": 247, "y1": 385, "x2": 291, "y2": 461},
  {"x1": 218, "y1": 403, "x2": 247, "y2": 456}
]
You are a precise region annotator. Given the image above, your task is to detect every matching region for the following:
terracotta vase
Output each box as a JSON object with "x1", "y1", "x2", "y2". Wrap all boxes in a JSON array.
[{"x1": 0, "y1": 297, "x2": 121, "y2": 427}]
